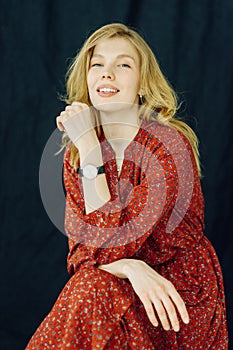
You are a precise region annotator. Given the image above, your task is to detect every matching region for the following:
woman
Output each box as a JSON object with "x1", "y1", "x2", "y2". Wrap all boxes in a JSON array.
[{"x1": 26, "y1": 23, "x2": 228, "y2": 349}]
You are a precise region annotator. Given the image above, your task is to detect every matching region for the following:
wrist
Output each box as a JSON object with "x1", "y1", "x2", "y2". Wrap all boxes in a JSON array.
[
  {"x1": 98, "y1": 259, "x2": 140, "y2": 279},
  {"x1": 122, "y1": 259, "x2": 145, "y2": 278},
  {"x1": 74, "y1": 130, "x2": 99, "y2": 150},
  {"x1": 77, "y1": 134, "x2": 103, "y2": 168}
]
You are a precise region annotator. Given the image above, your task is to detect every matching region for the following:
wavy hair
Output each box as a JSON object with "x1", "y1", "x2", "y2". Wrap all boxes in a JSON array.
[{"x1": 60, "y1": 23, "x2": 202, "y2": 178}]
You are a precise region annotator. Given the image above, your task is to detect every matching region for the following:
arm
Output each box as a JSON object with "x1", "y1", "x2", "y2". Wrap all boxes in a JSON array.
[
  {"x1": 75, "y1": 131, "x2": 111, "y2": 214},
  {"x1": 57, "y1": 101, "x2": 111, "y2": 214}
]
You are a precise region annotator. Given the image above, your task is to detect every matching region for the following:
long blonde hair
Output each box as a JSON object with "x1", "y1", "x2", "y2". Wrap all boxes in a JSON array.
[{"x1": 60, "y1": 23, "x2": 202, "y2": 178}]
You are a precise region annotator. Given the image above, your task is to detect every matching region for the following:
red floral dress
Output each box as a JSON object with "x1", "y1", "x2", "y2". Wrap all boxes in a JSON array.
[{"x1": 26, "y1": 119, "x2": 228, "y2": 349}]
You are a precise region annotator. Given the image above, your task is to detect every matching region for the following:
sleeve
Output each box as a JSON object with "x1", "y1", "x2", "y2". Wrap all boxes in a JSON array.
[
  {"x1": 66, "y1": 237, "x2": 98, "y2": 276},
  {"x1": 63, "y1": 127, "x2": 189, "y2": 270}
]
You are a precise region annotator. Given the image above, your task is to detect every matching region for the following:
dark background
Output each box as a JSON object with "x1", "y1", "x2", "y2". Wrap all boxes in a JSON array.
[{"x1": 1, "y1": 0, "x2": 232, "y2": 349}]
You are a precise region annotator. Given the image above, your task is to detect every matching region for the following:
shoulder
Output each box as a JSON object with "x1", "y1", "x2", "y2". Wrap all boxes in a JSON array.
[
  {"x1": 145, "y1": 120, "x2": 192, "y2": 151},
  {"x1": 141, "y1": 119, "x2": 191, "y2": 154},
  {"x1": 141, "y1": 119, "x2": 198, "y2": 175}
]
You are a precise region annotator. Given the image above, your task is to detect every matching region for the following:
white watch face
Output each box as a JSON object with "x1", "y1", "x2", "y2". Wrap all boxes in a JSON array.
[{"x1": 83, "y1": 164, "x2": 98, "y2": 179}]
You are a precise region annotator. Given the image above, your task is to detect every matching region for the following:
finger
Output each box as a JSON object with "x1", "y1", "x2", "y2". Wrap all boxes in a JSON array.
[
  {"x1": 65, "y1": 105, "x2": 77, "y2": 112},
  {"x1": 140, "y1": 297, "x2": 158, "y2": 327},
  {"x1": 169, "y1": 288, "x2": 189, "y2": 324},
  {"x1": 71, "y1": 101, "x2": 82, "y2": 105},
  {"x1": 65, "y1": 106, "x2": 79, "y2": 116},
  {"x1": 60, "y1": 111, "x2": 74, "y2": 121},
  {"x1": 152, "y1": 299, "x2": 170, "y2": 331},
  {"x1": 69, "y1": 102, "x2": 89, "y2": 113},
  {"x1": 56, "y1": 116, "x2": 65, "y2": 131},
  {"x1": 71, "y1": 101, "x2": 85, "y2": 106},
  {"x1": 161, "y1": 296, "x2": 180, "y2": 332},
  {"x1": 71, "y1": 101, "x2": 89, "y2": 109},
  {"x1": 65, "y1": 105, "x2": 87, "y2": 118},
  {"x1": 60, "y1": 111, "x2": 69, "y2": 118}
]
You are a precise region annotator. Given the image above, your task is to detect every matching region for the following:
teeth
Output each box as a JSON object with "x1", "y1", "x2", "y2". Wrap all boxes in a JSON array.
[{"x1": 99, "y1": 88, "x2": 118, "y2": 93}]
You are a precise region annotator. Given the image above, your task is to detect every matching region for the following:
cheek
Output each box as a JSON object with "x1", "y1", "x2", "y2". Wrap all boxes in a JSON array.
[
  {"x1": 125, "y1": 72, "x2": 140, "y2": 88},
  {"x1": 87, "y1": 72, "x2": 95, "y2": 89},
  {"x1": 86, "y1": 74, "x2": 98, "y2": 104},
  {"x1": 86, "y1": 74, "x2": 91, "y2": 90}
]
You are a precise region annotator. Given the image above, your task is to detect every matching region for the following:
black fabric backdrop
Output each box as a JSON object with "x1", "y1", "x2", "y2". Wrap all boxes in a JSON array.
[{"x1": 1, "y1": 1, "x2": 232, "y2": 349}]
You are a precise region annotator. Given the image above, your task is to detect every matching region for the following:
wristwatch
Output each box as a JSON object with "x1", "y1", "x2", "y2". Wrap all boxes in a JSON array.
[{"x1": 78, "y1": 164, "x2": 105, "y2": 180}]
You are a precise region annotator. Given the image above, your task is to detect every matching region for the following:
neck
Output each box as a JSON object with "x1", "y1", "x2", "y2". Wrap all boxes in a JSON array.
[{"x1": 99, "y1": 103, "x2": 140, "y2": 147}]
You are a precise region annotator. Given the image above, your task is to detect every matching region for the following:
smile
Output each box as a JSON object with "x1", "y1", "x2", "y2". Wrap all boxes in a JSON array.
[{"x1": 98, "y1": 88, "x2": 119, "y2": 93}]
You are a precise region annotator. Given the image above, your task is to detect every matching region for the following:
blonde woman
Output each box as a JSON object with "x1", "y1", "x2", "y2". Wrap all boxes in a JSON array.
[{"x1": 26, "y1": 23, "x2": 228, "y2": 349}]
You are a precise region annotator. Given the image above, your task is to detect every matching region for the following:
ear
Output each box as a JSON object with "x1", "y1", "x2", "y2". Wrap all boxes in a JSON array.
[{"x1": 138, "y1": 88, "x2": 144, "y2": 96}]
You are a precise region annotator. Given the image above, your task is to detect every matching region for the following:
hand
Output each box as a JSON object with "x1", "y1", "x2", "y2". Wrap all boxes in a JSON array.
[
  {"x1": 56, "y1": 102, "x2": 97, "y2": 145},
  {"x1": 98, "y1": 258, "x2": 190, "y2": 332},
  {"x1": 124, "y1": 260, "x2": 189, "y2": 332}
]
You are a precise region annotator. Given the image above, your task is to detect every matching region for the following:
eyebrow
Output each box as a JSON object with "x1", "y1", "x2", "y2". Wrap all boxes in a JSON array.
[{"x1": 91, "y1": 54, "x2": 136, "y2": 62}]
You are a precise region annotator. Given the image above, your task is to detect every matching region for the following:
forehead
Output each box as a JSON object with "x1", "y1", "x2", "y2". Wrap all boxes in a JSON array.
[{"x1": 92, "y1": 37, "x2": 140, "y2": 64}]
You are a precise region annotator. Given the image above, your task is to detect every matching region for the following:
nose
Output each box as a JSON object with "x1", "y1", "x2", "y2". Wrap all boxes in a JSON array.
[{"x1": 101, "y1": 70, "x2": 114, "y2": 80}]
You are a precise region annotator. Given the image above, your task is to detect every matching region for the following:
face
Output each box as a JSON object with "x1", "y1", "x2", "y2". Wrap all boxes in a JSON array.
[{"x1": 87, "y1": 37, "x2": 142, "y2": 111}]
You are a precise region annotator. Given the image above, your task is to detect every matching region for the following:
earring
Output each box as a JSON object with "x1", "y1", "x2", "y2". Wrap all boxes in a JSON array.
[{"x1": 139, "y1": 94, "x2": 144, "y2": 104}]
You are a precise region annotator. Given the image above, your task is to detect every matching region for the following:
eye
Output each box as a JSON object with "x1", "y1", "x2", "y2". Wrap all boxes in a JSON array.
[
  {"x1": 91, "y1": 63, "x2": 102, "y2": 67},
  {"x1": 119, "y1": 63, "x2": 131, "y2": 68}
]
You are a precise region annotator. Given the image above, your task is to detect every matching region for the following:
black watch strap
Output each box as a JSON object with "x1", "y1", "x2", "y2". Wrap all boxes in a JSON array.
[
  {"x1": 78, "y1": 164, "x2": 105, "y2": 177},
  {"x1": 96, "y1": 165, "x2": 105, "y2": 175}
]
